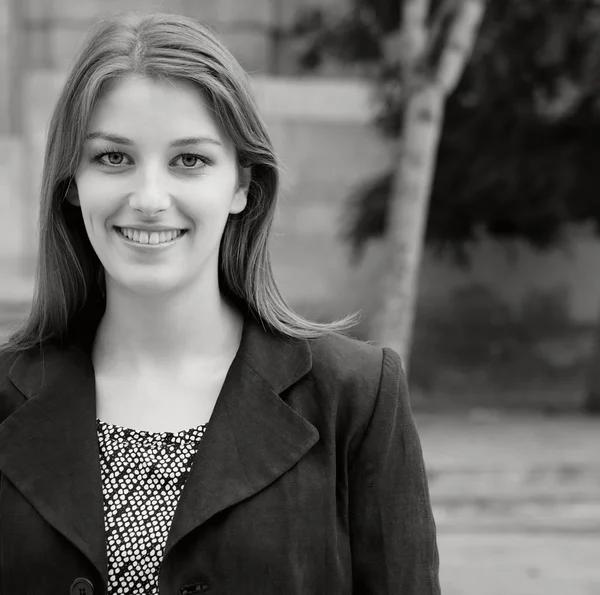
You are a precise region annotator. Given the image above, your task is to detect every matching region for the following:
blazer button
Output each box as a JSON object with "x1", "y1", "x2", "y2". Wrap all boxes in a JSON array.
[
  {"x1": 180, "y1": 583, "x2": 211, "y2": 594},
  {"x1": 70, "y1": 577, "x2": 94, "y2": 595}
]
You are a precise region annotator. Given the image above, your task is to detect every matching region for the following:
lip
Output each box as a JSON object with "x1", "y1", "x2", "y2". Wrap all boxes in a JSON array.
[
  {"x1": 114, "y1": 225, "x2": 188, "y2": 232},
  {"x1": 114, "y1": 226, "x2": 187, "y2": 249}
]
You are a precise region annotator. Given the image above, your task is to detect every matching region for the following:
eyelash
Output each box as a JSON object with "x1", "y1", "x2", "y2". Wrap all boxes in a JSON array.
[{"x1": 91, "y1": 150, "x2": 211, "y2": 169}]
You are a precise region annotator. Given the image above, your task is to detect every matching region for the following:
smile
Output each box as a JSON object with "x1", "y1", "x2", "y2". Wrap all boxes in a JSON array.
[{"x1": 114, "y1": 226, "x2": 187, "y2": 246}]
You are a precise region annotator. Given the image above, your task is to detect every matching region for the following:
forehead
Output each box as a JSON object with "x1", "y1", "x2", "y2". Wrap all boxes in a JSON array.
[{"x1": 87, "y1": 75, "x2": 223, "y2": 141}]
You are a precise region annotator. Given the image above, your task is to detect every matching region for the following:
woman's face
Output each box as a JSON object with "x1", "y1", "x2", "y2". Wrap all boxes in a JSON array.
[{"x1": 70, "y1": 74, "x2": 248, "y2": 297}]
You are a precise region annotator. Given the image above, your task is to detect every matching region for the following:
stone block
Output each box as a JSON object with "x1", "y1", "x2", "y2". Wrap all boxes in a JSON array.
[
  {"x1": 48, "y1": 25, "x2": 89, "y2": 70},
  {"x1": 23, "y1": 71, "x2": 64, "y2": 218},
  {"x1": 0, "y1": 0, "x2": 12, "y2": 134},
  {"x1": 180, "y1": 0, "x2": 220, "y2": 25},
  {"x1": 276, "y1": 0, "x2": 349, "y2": 29},
  {"x1": 216, "y1": 0, "x2": 274, "y2": 28},
  {"x1": 23, "y1": 70, "x2": 65, "y2": 143},
  {"x1": 99, "y1": 0, "x2": 182, "y2": 18},
  {"x1": 217, "y1": 29, "x2": 271, "y2": 73},
  {"x1": 22, "y1": 0, "x2": 53, "y2": 21},
  {"x1": 252, "y1": 76, "x2": 372, "y2": 123},
  {"x1": 48, "y1": 0, "x2": 101, "y2": 21},
  {"x1": 275, "y1": 0, "x2": 305, "y2": 30},
  {"x1": 0, "y1": 137, "x2": 28, "y2": 261},
  {"x1": 24, "y1": 28, "x2": 53, "y2": 70}
]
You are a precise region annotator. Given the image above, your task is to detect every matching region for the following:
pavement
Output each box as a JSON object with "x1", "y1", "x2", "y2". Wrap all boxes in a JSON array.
[
  {"x1": 414, "y1": 412, "x2": 600, "y2": 594},
  {"x1": 2, "y1": 259, "x2": 600, "y2": 593},
  {"x1": 439, "y1": 532, "x2": 600, "y2": 594},
  {"x1": 416, "y1": 411, "x2": 600, "y2": 532}
]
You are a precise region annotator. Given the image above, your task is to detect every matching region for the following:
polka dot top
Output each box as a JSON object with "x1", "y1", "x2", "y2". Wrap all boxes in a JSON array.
[{"x1": 96, "y1": 419, "x2": 207, "y2": 594}]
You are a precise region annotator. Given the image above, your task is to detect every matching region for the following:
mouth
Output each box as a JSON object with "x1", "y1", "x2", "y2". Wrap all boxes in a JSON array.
[{"x1": 114, "y1": 226, "x2": 188, "y2": 247}]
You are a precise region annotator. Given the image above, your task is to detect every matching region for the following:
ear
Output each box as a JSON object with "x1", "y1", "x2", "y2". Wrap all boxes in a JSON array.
[
  {"x1": 64, "y1": 179, "x2": 80, "y2": 207},
  {"x1": 229, "y1": 166, "x2": 251, "y2": 215},
  {"x1": 230, "y1": 185, "x2": 248, "y2": 215}
]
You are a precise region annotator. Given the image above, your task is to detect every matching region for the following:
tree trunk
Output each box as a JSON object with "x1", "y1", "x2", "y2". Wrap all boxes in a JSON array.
[
  {"x1": 372, "y1": 85, "x2": 445, "y2": 367},
  {"x1": 372, "y1": 0, "x2": 484, "y2": 373},
  {"x1": 583, "y1": 312, "x2": 600, "y2": 414}
]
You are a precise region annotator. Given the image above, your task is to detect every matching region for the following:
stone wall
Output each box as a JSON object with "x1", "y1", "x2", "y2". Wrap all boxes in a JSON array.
[
  {"x1": 0, "y1": 138, "x2": 26, "y2": 261},
  {"x1": 17, "y1": 0, "x2": 348, "y2": 74},
  {"x1": 0, "y1": 0, "x2": 10, "y2": 135}
]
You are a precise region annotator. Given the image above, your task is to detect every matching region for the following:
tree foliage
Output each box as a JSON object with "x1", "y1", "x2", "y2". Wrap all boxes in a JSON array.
[{"x1": 293, "y1": 0, "x2": 600, "y2": 264}]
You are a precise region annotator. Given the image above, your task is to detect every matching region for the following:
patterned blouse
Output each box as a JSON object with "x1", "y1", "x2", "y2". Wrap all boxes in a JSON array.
[{"x1": 96, "y1": 418, "x2": 207, "y2": 594}]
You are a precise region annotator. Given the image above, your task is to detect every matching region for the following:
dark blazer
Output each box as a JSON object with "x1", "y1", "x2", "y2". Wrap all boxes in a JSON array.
[{"x1": 0, "y1": 313, "x2": 440, "y2": 595}]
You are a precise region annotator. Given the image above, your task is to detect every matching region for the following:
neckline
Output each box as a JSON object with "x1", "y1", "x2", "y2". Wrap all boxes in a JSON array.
[{"x1": 96, "y1": 418, "x2": 207, "y2": 440}]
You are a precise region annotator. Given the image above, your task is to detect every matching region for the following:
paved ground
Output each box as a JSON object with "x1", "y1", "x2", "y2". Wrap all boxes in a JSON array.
[
  {"x1": 417, "y1": 412, "x2": 600, "y2": 529},
  {"x1": 415, "y1": 412, "x2": 600, "y2": 594},
  {"x1": 439, "y1": 533, "x2": 600, "y2": 594}
]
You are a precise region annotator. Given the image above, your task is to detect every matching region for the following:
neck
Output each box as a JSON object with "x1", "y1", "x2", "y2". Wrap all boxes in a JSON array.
[{"x1": 92, "y1": 277, "x2": 244, "y2": 372}]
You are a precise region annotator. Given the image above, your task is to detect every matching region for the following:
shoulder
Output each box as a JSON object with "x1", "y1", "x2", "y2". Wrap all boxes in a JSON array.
[
  {"x1": 306, "y1": 331, "x2": 404, "y2": 405},
  {"x1": 309, "y1": 332, "x2": 383, "y2": 381},
  {"x1": 0, "y1": 347, "x2": 27, "y2": 424},
  {"x1": 0, "y1": 347, "x2": 20, "y2": 385},
  {"x1": 303, "y1": 332, "x2": 409, "y2": 461}
]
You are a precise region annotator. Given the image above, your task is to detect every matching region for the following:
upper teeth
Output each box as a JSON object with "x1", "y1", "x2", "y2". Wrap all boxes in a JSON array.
[{"x1": 120, "y1": 228, "x2": 183, "y2": 245}]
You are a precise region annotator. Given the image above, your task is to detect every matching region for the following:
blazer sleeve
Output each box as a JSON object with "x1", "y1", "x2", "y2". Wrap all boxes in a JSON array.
[{"x1": 348, "y1": 346, "x2": 441, "y2": 594}]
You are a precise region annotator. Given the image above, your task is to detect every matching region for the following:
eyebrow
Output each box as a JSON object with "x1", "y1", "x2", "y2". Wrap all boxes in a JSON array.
[{"x1": 85, "y1": 132, "x2": 223, "y2": 148}]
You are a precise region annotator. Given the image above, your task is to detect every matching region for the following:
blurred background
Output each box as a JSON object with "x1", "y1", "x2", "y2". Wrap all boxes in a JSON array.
[{"x1": 1, "y1": 0, "x2": 599, "y2": 592}]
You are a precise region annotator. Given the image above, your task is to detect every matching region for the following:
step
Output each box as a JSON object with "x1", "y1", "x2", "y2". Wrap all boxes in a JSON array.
[{"x1": 434, "y1": 498, "x2": 600, "y2": 534}]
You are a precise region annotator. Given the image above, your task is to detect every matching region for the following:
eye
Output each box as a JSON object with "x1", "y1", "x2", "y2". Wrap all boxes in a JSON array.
[
  {"x1": 173, "y1": 153, "x2": 211, "y2": 169},
  {"x1": 91, "y1": 151, "x2": 210, "y2": 169},
  {"x1": 92, "y1": 150, "x2": 131, "y2": 166}
]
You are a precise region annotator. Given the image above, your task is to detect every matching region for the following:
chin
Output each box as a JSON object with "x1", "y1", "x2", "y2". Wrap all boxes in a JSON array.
[
  {"x1": 109, "y1": 271, "x2": 182, "y2": 297},
  {"x1": 130, "y1": 282, "x2": 176, "y2": 296},
  {"x1": 126, "y1": 283, "x2": 176, "y2": 297}
]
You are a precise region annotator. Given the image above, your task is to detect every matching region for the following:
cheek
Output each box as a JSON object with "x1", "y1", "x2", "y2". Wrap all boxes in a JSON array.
[
  {"x1": 181, "y1": 183, "x2": 238, "y2": 226},
  {"x1": 76, "y1": 178, "x2": 118, "y2": 235},
  {"x1": 80, "y1": 201, "x2": 109, "y2": 237}
]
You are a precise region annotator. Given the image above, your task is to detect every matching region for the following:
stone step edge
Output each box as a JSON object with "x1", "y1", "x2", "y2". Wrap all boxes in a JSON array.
[{"x1": 434, "y1": 521, "x2": 600, "y2": 535}]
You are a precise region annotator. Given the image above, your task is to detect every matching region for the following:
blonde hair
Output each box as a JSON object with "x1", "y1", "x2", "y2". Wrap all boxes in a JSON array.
[{"x1": 4, "y1": 11, "x2": 360, "y2": 353}]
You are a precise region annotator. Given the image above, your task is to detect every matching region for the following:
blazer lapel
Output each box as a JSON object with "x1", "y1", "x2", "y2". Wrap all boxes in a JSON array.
[
  {"x1": 0, "y1": 313, "x2": 318, "y2": 584},
  {"x1": 164, "y1": 315, "x2": 319, "y2": 558},
  {"x1": 0, "y1": 343, "x2": 108, "y2": 584}
]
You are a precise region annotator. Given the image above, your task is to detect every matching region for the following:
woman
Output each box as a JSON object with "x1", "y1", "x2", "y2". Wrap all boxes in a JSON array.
[{"x1": 0, "y1": 11, "x2": 440, "y2": 595}]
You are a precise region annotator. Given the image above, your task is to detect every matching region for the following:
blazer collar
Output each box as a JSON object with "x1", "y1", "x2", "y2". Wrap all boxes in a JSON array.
[{"x1": 0, "y1": 312, "x2": 317, "y2": 587}]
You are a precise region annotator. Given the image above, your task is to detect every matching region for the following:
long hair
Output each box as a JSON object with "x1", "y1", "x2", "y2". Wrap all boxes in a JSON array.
[{"x1": 3, "y1": 11, "x2": 361, "y2": 353}]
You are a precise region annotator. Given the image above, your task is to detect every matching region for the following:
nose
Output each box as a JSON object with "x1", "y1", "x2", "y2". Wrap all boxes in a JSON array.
[{"x1": 128, "y1": 169, "x2": 172, "y2": 216}]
